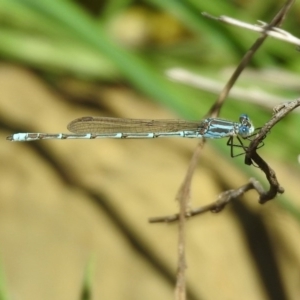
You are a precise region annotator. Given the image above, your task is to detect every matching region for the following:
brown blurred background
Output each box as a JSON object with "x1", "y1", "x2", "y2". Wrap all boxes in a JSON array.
[{"x1": 1, "y1": 1, "x2": 300, "y2": 299}]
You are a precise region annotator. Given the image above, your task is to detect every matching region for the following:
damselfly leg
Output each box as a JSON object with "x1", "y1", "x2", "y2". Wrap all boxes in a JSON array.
[{"x1": 227, "y1": 128, "x2": 265, "y2": 158}]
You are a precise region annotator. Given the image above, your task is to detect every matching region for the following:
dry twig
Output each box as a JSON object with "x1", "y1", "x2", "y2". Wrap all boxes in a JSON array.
[
  {"x1": 151, "y1": 0, "x2": 296, "y2": 298},
  {"x1": 174, "y1": 140, "x2": 204, "y2": 300},
  {"x1": 149, "y1": 99, "x2": 299, "y2": 223},
  {"x1": 203, "y1": 0, "x2": 295, "y2": 117},
  {"x1": 201, "y1": 14, "x2": 300, "y2": 46}
]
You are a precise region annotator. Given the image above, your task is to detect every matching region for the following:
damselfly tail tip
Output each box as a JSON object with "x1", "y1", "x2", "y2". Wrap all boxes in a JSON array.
[{"x1": 6, "y1": 134, "x2": 24, "y2": 141}]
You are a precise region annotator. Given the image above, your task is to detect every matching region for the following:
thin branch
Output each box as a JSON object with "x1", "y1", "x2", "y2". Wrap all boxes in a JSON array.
[
  {"x1": 149, "y1": 98, "x2": 300, "y2": 223},
  {"x1": 154, "y1": 1, "x2": 296, "y2": 298},
  {"x1": 149, "y1": 178, "x2": 263, "y2": 223},
  {"x1": 150, "y1": 0, "x2": 295, "y2": 225},
  {"x1": 174, "y1": 140, "x2": 205, "y2": 300},
  {"x1": 203, "y1": 0, "x2": 295, "y2": 117},
  {"x1": 245, "y1": 99, "x2": 300, "y2": 203},
  {"x1": 201, "y1": 15, "x2": 300, "y2": 46}
]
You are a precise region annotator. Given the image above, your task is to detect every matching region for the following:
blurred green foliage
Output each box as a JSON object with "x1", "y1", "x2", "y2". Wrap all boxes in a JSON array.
[{"x1": 1, "y1": 0, "x2": 300, "y2": 216}]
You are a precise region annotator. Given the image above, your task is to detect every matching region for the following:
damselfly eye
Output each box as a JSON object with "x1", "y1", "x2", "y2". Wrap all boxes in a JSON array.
[
  {"x1": 239, "y1": 114, "x2": 249, "y2": 123},
  {"x1": 238, "y1": 125, "x2": 251, "y2": 137},
  {"x1": 239, "y1": 126, "x2": 246, "y2": 133}
]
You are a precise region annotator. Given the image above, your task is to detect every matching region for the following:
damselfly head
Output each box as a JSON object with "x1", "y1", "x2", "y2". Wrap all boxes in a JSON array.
[{"x1": 238, "y1": 114, "x2": 255, "y2": 137}]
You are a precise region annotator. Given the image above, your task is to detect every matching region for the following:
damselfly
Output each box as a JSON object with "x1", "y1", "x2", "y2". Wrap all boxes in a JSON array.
[{"x1": 6, "y1": 114, "x2": 255, "y2": 157}]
